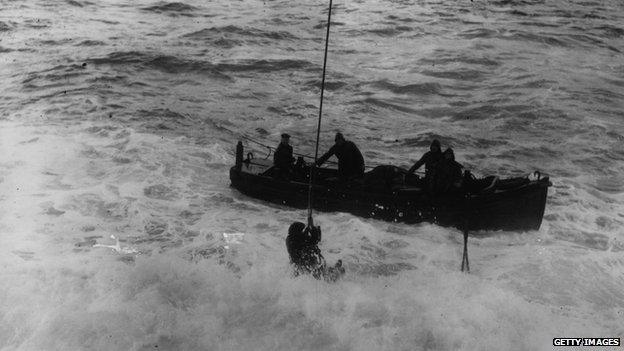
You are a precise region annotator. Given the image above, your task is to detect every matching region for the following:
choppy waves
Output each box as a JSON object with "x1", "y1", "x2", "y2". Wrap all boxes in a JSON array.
[
  {"x1": 1, "y1": 0, "x2": 623, "y2": 349},
  {"x1": 141, "y1": 2, "x2": 199, "y2": 17}
]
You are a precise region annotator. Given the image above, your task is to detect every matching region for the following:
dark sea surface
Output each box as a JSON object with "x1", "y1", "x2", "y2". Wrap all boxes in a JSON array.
[{"x1": 0, "y1": 0, "x2": 623, "y2": 349}]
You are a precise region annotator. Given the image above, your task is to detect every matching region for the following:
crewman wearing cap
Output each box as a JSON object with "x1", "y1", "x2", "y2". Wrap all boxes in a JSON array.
[{"x1": 273, "y1": 133, "x2": 295, "y2": 179}]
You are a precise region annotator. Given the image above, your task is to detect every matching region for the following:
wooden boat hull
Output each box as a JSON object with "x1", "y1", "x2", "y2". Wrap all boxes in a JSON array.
[{"x1": 229, "y1": 158, "x2": 550, "y2": 232}]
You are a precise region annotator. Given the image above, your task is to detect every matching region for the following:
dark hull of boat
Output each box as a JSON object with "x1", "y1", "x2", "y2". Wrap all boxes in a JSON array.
[{"x1": 229, "y1": 159, "x2": 550, "y2": 232}]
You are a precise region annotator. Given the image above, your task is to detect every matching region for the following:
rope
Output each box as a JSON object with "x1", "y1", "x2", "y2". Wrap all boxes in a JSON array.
[
  {"x1": 307, "y1": 0, "x2": 334, "y2": 227},
  {"x1": 239, "y1": 134, "x2": 425, "y2": 174},
  {"x1": 240, "y1": 135, "x2": 337, "y2": 165}
]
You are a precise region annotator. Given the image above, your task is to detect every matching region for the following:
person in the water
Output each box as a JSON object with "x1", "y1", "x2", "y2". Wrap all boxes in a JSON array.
[
  {"x1": 273, "y1": 133, "x2": 295, "y2": 179},
  {"x1": 286, "y1": 222, "x2": 323, "y2": 277},
  {"x1": 315, "y1": 132, "x2": 365, "y2": 182},
  {"x1": 286, "y1": 221, "x2": 344, "y2": 281}
]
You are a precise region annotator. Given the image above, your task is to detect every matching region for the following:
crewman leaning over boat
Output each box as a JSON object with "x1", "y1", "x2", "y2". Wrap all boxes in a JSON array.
[
  {"x1": 315, "y1": 132, "x2": 365, "y2": 182},
  {"x1": 407, "y1": 139, "x2": 443, "y2": 179},
  {"x1": 273, "y1": 133, "x2": 295, "y2": 179}
]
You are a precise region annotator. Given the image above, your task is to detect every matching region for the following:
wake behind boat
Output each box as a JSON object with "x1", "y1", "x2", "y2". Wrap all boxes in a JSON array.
[{"x1": 229, "y1": 143, "x2": 551, "y2": 232}]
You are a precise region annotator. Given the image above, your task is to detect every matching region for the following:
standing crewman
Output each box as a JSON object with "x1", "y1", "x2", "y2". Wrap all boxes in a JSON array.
[
  {"x1": 315, "y1": 132, "x2": 365, "y2": 182},
  {"x1": 406, "y1": 139, "x2": 444, "y2": 194},
  {"x1": 407, "y1": 139, "x2": 443, "y2": 179}
]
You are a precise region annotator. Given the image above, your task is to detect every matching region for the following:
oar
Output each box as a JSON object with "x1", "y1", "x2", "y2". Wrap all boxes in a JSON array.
[
  {"x1": 461, "y1": 229, "x2": 470, "y2": 272},
  {"x1": 460, "y1": 201, "x2": 471, "y2": 272}
]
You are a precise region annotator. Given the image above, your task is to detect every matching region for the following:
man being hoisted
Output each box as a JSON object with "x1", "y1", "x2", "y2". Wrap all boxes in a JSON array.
[{"x1": 285, "y1": 218, "x2": 344, "y2": 282}]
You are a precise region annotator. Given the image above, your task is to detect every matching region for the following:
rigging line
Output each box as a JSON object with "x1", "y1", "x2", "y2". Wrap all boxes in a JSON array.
[
  {"x1": 307, "y1": 0, "x2": 334, "y2": 226},
  {"x1": 183, "y1": 112, "x2": 423, "y2": 173},
  {"x1": 241, "y1": 134, "x2": 340, "y2": 165},
  {"x1": 239, "y1": 134, "x2": 425, "y2": 173}
]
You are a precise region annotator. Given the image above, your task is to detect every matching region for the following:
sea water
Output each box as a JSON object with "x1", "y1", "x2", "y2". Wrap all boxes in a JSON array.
[{"x1": 0, "y1": 0, "x2": 623, "y2": 350}]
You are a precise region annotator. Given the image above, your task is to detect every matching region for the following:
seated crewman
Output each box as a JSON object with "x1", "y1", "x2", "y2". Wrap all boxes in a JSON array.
[{"x1": 273, "y1": 133, "x2": 295, "y2": 179}]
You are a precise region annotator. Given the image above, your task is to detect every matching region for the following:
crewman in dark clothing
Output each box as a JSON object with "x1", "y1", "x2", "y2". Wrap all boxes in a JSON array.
[
  {"x1": 434, "y1": 148, "x2": 464, "y2": 194},
  {"x1": 407, "y1": 139, "x2": 443, "y2": 179},
  {"x1": 315, "y1": 132, "x2": 365, "y2": 181},
  {"x1": 285, "y1": 222, "x2": 324, "y2": 278},
  {"x1": 273, "y1": 133, "x2": 295, "y2": 179}
]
